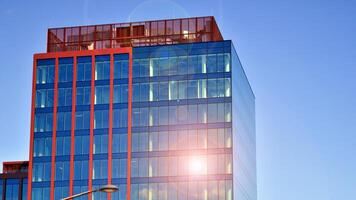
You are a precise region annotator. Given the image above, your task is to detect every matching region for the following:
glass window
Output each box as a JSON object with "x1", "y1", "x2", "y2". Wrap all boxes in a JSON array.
[
  {"x1": 22, "y1": 179, "x2": 28, "y2": 200},
  {"x1": 56, "y1": 112, "x2": 71, "y2": 131},
  {"x1": 140, "y1": 132, "x2": 149, "y2": 152},
  {"x1": 34, "y1": 113, "x2": 53, "y2": 132},
  {"x1": 178, "y1": 81, "x2": 187, "y2": 99},
  {"x1": 198, "y1": 79, "x2": 207, "y2": 98},
  {"x1": 197, "y1": 104, "x2": 207, "y2": 123},
  {"x1": 95, "y1": 86, "x2": 109, "y2": 104},
  {"x1": 36, "y1": 63, "x2": 55, "y2": 84},
  {"x1": 93, "y1": 134, "x2": 108, "y2": 154},
  {"x1": 208, "y1": 104, "x2": 218, "y2": 123},
  {"x1": 169, "y1": 106, "x2": 177, "y2": 125},
  {"x1": 5, "y1": 179, "x2": 19, "y2": 200},
  {"x1": 149, "y1": 107, "x2": 159, "y2": 126},
  {"x1": 187, "y1": 80, "x2": 198, "y2": 99},
  {"x1": 217, "y1": 103, "x2": 225, "y2": 122},
  {"x1": 92, "y1": 160, "x2": 108, "y2": 179},
  {"x1": 150, "y1": 82, "x2": 159, "y2": 101},
  {"x1": 225, "y1": 128, "x2": 232, "y2": 148},
  {"x1": 33, "y1": 137, "x2": 52, "y2": 157},
  {"x1": 177, "y1": 131, "x2": 188, "y2": 150},
  {"x1": 113, "y1": 109, "x2": 120, "y2": 128},
  {"x1": 76, "y1": 86, "x2": 91, "y2": 105},
  {"x1": 224, "y1": 53, "x2": 231, "y2": 72},
  {"x1": 140, "y1": 59, "x2": 150, "y2": 77},
  {"x1": 132, "y1": 84, "x2": 140, "y2": 102},
  {"x1": 113, "y1": 85, "x2": 120, "y2": 103},
  {"x1": 95, "y1": 60, "x2": 110, "y2": 80},
  {"x1": 169, "y1": 57, "x2": 178, "y2": 75},
  {"x1": 149, "y1": 132, "x2": 159, "y2": 151},
  {"x1": 119, "y1": 134, "x2": 128, "y2": 153},
  {"x1": 58, "y1": 63, "x2": 73, "y2": 82},
  {"x1": 168, "y1": 182, "x2": 177, "y2": 200},
  {"x1": 159, "y1": 106, "x2": 168, "y2": 125},
  {"x1": 112, "y1": 158, "x2": 127, "y2": 178},
  {"x1": 177, "y1": 56, "x2": 188, "y2": 75},
  {"x1": 217, "y1": 78, "x2": 225, "y2": 97},
  {"x1": 188, "y1": 104, "x2": 197, "y2": 124},
  {"x1": 75, "y1": 135, "x2": 89, "y2": 155},
  {"x1": 207, "y1": 79, "x2": 217, "y2": 98},
  {"x1": 207, "y1": 155, "x2": 218, "y2": 175},
  {"x1": 132, "y1": 108, "x2": 140, "y2": 127},
  {"x1": 112, "y1": 134, "x2": 127, "y2": 153},
  {"x1": 132, "y1": 60, "x2": 140, "y2": 78},
  {"x1": 225, "y1": 78, "x2": 231, "y2": 97},
  {"x1": 55, "y1": 161, "x2": 70, "y2": 181},
  {"x1": 217, "y1": 53, "x2": 225, "y2": 72},
  {"x1": 168, "y1": 81, "x2": 178, "y2": 100},
  {"x1": 159, "y1": 82, "x2": 169, "y2": 100},
  {"x1": 56, "y1": 136, "x2": 71, "y2": 156},
  {"x1": 114, "y1": 59, "x2": 128, "y2": 79},
  {"x1": 149, "y1": 158, "x2": 158, "y2": 177},
  {"x1": 76, "y1": 61, "x2": 92, "y2": 81},
  {"x1": 120, "y1": 109, "x2": 128, "y2": 127},
  {"x1": 225, "y1": 103, "x2": 232, "y2": 122},
  {"x1": 188, "y1": 55, "x2": 202, "y2": 74},
  {"x1": 75, "y1": 111, "x2": 90, "y2": 130},
  {"x1": 58, "y1": 88, "x2": 72, "y2": 107},
  {"x1": 150, "y1": 58, "x2": 159, "y2": 77},
  {"x1": 140, "y1": 83, "x2": 149, "y2": 102},
  {"x1": 32, "y1": 162, "x2": 51, "y2": 182},
  {"x1": 206, "y1": 54, "x2": 217, "y2": 73},
  {"x1": 169, "y1": 131, "x2": 178, "y2": 150},
  {"x1": 94, "y1": 110, "x2": 109, "y2": 129},
  {"x1": 208, "y1": 129, "x2": 218, "y2": 148},
  {"x1": 120, "y1": 84, "x2": 128, "y2": 103},
  {"x1": 159, "y1": 131, "x2": 169, "y2": 151},
  {"x1": 159, "y1": 58, "x2": 169, "y2": 76},
  {"x1": 140, "y1": 108, "x2": 149, "y2": 127},
  {"x1": 197, "y1": 129, "x2": 207, "y2": 149},
  {"x1": 208, "y1": 181, "x2": 218, "y2": 200},
  {"x1": 36, "y1": 89, "x2": 54, "y2": 108},
  {"x1": 54, "y1": 186, "x2": 69, "y2": 200},
  {"x1": 176, "y1": 105, "x2": 188, "y2": 124}
]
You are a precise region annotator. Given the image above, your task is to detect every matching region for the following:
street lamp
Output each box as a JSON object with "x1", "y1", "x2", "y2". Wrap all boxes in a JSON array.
[{"x1": 61, "y1": 184, "x2": 118, "y2": 200}]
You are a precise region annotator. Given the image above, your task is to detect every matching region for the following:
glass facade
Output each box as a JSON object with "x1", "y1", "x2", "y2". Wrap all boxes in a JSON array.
[
  {"x1": 31, "y1": 38, "x2": 255, "y2": 199},
  {"x1": 0, "y1": 177, "x2": 28, "y2": 200}
]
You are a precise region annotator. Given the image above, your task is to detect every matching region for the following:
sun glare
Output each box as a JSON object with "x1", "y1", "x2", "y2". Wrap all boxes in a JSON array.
[{"x1": 189, "y1": 157, "x2": 205, "y2": 174}]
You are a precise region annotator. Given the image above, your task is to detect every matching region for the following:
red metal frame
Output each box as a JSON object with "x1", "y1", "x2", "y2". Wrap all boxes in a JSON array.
[
  {"x1": 88, "y1": 55, "x2": 95, "y2": 200},
  {"x1": 47, "y1": 16, "x2": 223, "y2": 52},
  {"x1": 30, "y1": 47, "x2": 132, "y2": 200},
  {"x1": 126, "y1": 50, "x2": 133, "y2": 200},
  {"x1": 50, "y1": 57, "x2": 59, "y2": 200},
  {"x1": 28, "y1": 56, "x2": 36, "y2": 200},
  {"x1": 107, "y1": 53, "x2": 114, "y2": 200},
  {"x1": 69, "y1": 56, "x2": 77, "y2": 196}
]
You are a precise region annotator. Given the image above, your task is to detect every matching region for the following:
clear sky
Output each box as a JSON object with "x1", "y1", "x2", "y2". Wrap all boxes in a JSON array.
[{"x1": 0, "y1": 0, "x2": 355, "y2": 199}]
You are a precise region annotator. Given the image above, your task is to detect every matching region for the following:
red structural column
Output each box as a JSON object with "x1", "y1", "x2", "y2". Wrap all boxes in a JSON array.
[
  {"x1": 50, "y1": 57, "x2": 59, "y2": 200},
  {"x1": 88, "y1": 55, "x2": 95, "y2": 200},
  {"x1": 126, "y1": 49, "x2": 133, "y2": 200},
  {"x1": 69, "y1": 56, "x2": 77, "y2": 196},
  {"x1": 108, "y1": 53, "x2": 114, "y2": 200},
  {"x1": 28, "y1": 57, "x2": 37, "y2": 200}
]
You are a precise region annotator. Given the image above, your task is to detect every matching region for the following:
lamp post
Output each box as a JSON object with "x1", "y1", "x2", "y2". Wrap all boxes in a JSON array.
[{"x1": 61, "y1": 184, "x2": 118, "y2": 200}]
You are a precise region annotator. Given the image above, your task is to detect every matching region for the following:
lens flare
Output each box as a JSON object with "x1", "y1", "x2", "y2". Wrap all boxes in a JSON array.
[{"x1": 189, "y1": 157, "x2": 204, "y2": 174}]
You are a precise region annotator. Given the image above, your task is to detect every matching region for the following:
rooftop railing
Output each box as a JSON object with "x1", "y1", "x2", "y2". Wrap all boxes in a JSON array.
[{"x1": 47, "y1": 16, "x2": 223, "y2": 52}]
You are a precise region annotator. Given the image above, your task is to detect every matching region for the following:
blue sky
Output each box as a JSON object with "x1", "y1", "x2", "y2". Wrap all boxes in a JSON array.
[{"x1": 0, "y1": 0, "x2": 355, "y2": 199}]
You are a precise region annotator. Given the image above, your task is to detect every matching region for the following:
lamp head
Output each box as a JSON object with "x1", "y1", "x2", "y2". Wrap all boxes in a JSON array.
[{"x1": 99, "y1": 185, "x2": 119, "y2": 193}]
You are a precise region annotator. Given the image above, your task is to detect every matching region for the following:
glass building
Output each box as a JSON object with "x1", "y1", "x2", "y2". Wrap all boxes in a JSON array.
[
  {"x1": 28, "y1": 16, "x2": 256, "y2": 200},
  {"x1": 0, "y1": 161, "x2": 28, "y2": 200}
]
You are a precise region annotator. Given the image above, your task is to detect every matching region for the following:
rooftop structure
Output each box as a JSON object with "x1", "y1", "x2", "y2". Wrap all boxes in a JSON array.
[{"x1": 48, "y1": 16, "x2": 223, "y2": 52}]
